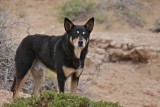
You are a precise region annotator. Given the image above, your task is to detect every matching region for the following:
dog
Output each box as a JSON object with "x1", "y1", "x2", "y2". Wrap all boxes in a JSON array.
[{"x1": 11, "y1": 17, "x2": 94, "y2": 98}]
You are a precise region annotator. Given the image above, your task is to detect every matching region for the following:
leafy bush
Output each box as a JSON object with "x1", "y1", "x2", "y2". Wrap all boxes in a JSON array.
[
  {"x1": 59, "y1": 0, "x2": 94, "y2": 21},
  {"x1": 3, "y1": 91, "x2": 122, "y2": 107},
  {"x1": 94, "y1": 0, "x2": 146, "y2": 28},
  {"x1": 58, "y1": 0, "x2": 146, "y2": 29}
]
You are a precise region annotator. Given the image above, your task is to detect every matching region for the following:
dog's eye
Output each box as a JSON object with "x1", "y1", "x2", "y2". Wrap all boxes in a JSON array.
[
  {"x1": 72, "y1": 32, "x2": 79, "y2": 37},
  {"x1": 82, "y1": 32, "x2": 87, "y2": 37},
  {"x1": 76, "y1": 31, "x2": 80, "y2": 34}
]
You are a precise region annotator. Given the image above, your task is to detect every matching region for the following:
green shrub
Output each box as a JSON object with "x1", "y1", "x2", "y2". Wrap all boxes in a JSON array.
[
  {"x1": 95, "y1": 12, "x2": 107, "y2": 24},
  {"x1": 95, "y1": 11, "x2": 114, "y2": 29},
  {"x1": 3, "y1": 91, "x2": 122, "y2": 107},
  {"x1": 119, "y1": 9, "x2": 145, "y2": 28},
  {"x1": 17, "y1": 10, "x2": 26, "y2": 18},
  {"x1": 58, "y1": 0, "x2": 94, "y2": 21}
]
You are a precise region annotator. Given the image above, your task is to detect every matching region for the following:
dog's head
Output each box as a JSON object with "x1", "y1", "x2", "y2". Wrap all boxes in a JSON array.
[{"x1": 64, "y1": 17, "x2": 94, "y2": 49}]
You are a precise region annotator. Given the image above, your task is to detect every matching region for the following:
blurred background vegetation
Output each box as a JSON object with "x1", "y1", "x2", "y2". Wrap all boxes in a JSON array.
[{"x1": 58, "y1": 0, "x2": 160, "y2": 30}]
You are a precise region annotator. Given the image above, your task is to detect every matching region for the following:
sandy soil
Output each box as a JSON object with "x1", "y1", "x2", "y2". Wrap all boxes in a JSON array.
[
  {"x1": 0, "y1": 0, "x2": 160, "y2": 107},
  {"x1": 83, "y1": 32, "x2": 160, "y2": 107}
]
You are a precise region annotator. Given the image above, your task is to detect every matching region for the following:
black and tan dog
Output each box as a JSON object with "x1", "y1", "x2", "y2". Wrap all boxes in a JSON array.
[{"x1": 11, "y1": 17, "x2": 94, "y2": 98}]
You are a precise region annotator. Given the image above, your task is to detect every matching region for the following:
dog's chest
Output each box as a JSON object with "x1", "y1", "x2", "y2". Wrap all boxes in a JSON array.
[
  {"x1": 63, "y1": 58, "x2": 83, "y2": 77},
  {"x1": 63, "y1": 66, "x2": 83, "y2": 77}
]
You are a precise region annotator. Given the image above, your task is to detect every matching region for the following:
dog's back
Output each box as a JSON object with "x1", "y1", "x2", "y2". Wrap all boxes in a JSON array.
[{"x1": 15, "y1": 34, "x2": 61, "y2": 70}]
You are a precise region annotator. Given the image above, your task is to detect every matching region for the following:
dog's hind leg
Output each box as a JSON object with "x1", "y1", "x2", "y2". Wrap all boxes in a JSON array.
[
  {"x1": 12, "y1": 71, "x2": 30, "y2": 99},
  {"x1": 31, "y1": 59, "x2": 45, "y2": 96},
  {"x1": 12, "y1": 50, "x2": 34, "y2": 99},
  {"x1": 11, "y1": 76, "x2": 16, "y2": 92}
]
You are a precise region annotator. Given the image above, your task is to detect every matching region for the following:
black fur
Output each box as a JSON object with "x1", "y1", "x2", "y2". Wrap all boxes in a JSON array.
[{"x1": 11, "y1": 17, "x2": 94, "y2": 93}]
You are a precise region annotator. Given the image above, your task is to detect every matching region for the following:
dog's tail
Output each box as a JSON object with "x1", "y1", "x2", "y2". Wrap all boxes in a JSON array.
[{"x1": 11, "y1": 76, "x2": 16, "y2": 92}]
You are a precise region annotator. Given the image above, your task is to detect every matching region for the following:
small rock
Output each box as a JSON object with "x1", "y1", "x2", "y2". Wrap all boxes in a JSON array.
[
  {"x1": 95, "y1": 48, "x2": 105, "y2": 55},
  {"x1": 157, "y1": 89, "x2": 160, "y2": 93},
  {"x1": 143, "y1": 89, "x2": 154, "y2": 96},
  {"x1": 98, "y1": 43, "x2": 109, "y2": 49},
  {"x1": 143, "y1": 103, "x2": 157, "y2": 107},
  {"x1": 114, "y1": 43, "x2": 122, "y2": 49},
  {"x1": 105, "y1": 96, "x2": 110, "y2": 99},
  {"x1": 102, "y1": 53, "x2": 109, "y2": 62},
  {"x1": 109, "y1": 41, "x2": 116, "y2": 47},
  {"x1": 127, "y1": 43, "x2": 134, "y2": 50},
  {"x1": 122, "y1": 44, "x2": 128, "y2": 51}
]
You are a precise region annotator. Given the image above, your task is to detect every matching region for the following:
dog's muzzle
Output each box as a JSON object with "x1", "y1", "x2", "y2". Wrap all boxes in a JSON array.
[
  {"x1": 78, "y1": 36, "x2": 84, "y2": 48},
  {"x1": 78, "y1": 40, "x2": 83, "y2": 47}
]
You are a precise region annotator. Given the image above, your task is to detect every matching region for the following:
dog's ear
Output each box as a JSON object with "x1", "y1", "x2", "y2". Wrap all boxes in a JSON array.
[
  {"x1": 85, "y1": 17, "x2": 94, "y2": 32},
  {"x1": 64, "y1": 17, "x2": 74, "y2": 32}
]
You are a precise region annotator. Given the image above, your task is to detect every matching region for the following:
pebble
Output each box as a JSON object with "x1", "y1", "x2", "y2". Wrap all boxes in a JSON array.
[{"x1": 143, "y1": 89, "x2": 154, "y2": 96}]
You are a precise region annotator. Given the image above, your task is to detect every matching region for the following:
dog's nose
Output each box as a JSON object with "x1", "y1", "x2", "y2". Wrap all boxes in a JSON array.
[{"x1": 78, "y1": 40, "x2": 83, "y2": 47}]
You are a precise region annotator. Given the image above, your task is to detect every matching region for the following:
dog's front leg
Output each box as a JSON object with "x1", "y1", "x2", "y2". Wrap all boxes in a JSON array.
[
  {"x1": 71, "y1": 73, "x2": 79, "y2": 95},
  {"x1": 57, "y1": 72, "x2": 66, "y2": 93},
  {"x1": 71, "y1": 69, "x2": 83, "y2": 95}
]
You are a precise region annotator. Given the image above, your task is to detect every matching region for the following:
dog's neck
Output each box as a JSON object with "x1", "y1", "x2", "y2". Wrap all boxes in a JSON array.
[{"x1": 74, "y1": 47, "x2": 82, "y2": 59}]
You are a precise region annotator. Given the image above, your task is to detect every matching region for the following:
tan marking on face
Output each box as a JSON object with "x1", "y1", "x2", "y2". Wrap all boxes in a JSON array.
[
  {"x1": 72, "y1": 38, "x2": 78, "y2": 46},
  {"x1": 86, "y1": 38, "x2": 88, "y2": 43},
  {"x1": 72, "y1": 37, "x2": 81, "y2": 58},
  {"x1": 72, "y1": 37, "x2": 87, "y2": 48},
  {"x1": 70, "y1": 36, "x2": 73, "y2": 45},
  {"x1": 77, "y1": 31, "x2": 79, "y2": 34},
  {"x1": 83, "y1": 37, "x2": 87, "y2": 46},
  {"x1": 82, "y1": 32, "x2": 85, "y2": 35},
  {"x1": 71, "y1": 36, "x2": 88, "y2": 58},
  {"x1": 63, "y1": 66, "x2": 76, "y2": 77}
]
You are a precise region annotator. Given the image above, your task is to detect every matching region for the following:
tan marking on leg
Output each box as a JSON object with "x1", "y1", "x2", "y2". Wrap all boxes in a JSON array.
[
  {"x1": 63, "y1": 66, "x2": 76, "y2": 77},
  {"x1": 70, "y1": 68, "x2": 83, "y2": 95},
  {"x1": 84, "y1": 38, "x2": 88, "y2": 45},
  {"x1": 31, "y1": 59, "x2": 45, "y2": 96},
  {"x1": 76, "y1": 68, "x2": 83, "y2": 77},
  {"x1": 13, "y1": 72, "x2": 29, "y2": 99},
  {"x1": 31, "y1": 70, "x2": 44, "y2": 96},
  {"x1": 70, "y1": 78, "x2": 78, "y2": 95}
]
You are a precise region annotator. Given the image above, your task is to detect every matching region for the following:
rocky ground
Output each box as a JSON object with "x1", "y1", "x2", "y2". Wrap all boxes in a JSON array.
[{"x1": 85, "y1": 32, "x2": 160, "y2": 107}]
